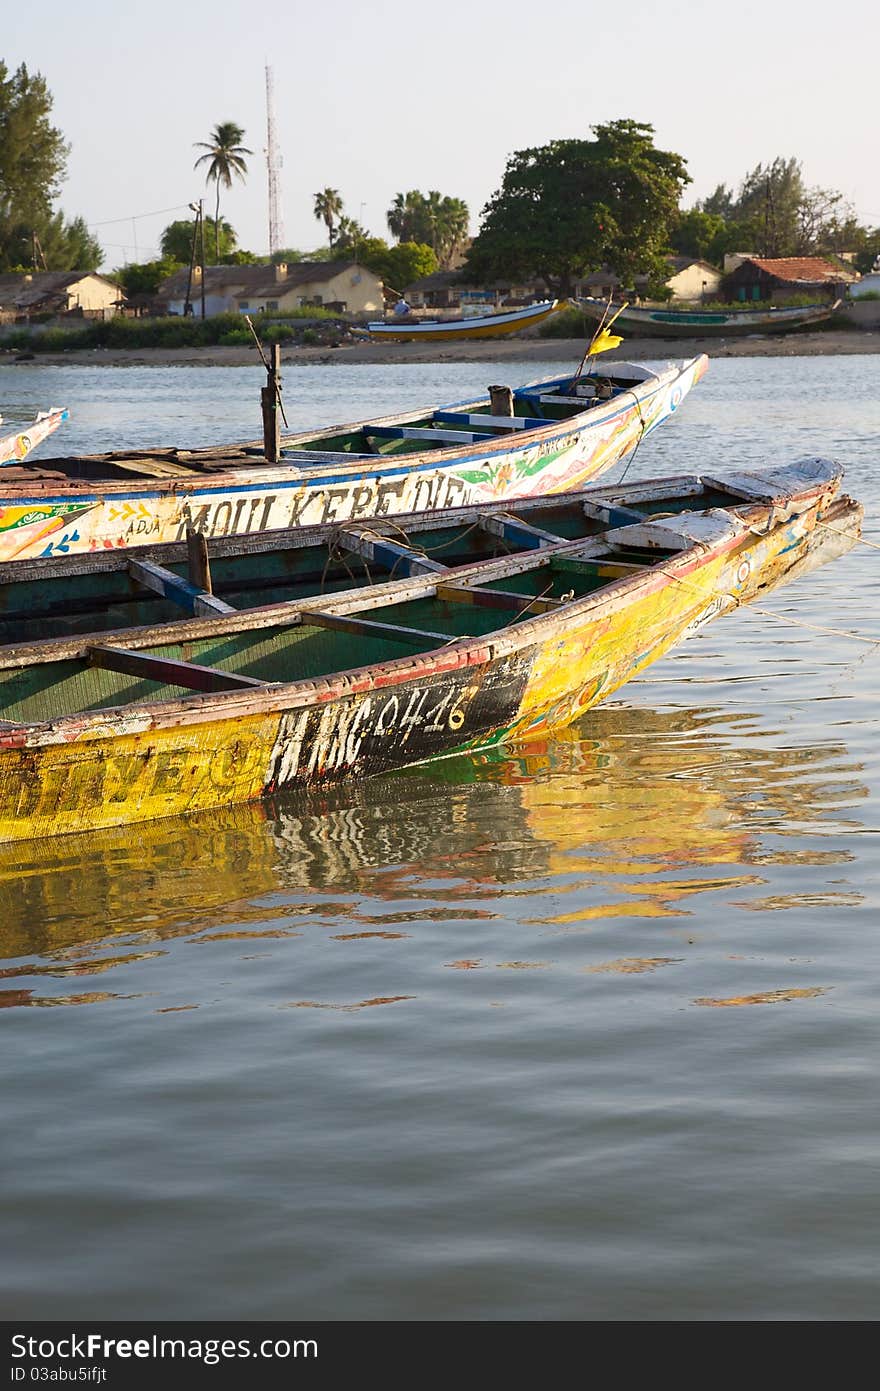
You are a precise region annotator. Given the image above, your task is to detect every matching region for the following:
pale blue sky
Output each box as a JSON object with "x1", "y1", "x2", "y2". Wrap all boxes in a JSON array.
[{"x1": 5, "y1": 0, "x2": 877, "y2": 268}]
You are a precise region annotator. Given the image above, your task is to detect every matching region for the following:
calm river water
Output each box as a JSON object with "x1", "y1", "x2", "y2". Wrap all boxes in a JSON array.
[{"x1": 0, "y1": 353, "x2": 878, "y2": 1321}]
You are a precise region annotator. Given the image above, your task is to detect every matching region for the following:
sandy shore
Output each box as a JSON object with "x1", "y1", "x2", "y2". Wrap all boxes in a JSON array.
[{"x1": 3, "y1": 328, "x2": 877, "y2": 369}]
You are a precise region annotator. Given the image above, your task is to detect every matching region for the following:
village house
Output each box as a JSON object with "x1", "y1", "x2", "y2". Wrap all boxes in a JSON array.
[
  {"x1": 0, "y1": 271, "x2": 123, "y2": 322},
  {"x1": 722, "y1": 256, "x2": 858, "y2": 303},
  {"x1": 663, "y1": 257, "x2": 723, "y2": 302},
  {"x1": 156, "y1": 261, "x2": 384, "y2": 317}
]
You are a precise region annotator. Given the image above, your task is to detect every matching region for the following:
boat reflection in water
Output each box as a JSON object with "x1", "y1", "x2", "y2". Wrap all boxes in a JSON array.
[{"x1": 0, "y1": 698, "x2": 865, "y2": 1009}]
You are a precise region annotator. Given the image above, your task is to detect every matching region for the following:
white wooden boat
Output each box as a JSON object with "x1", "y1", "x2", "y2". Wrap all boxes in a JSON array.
[{"x1": 364, "y1": 299, "x2": 565, "y2": 342}]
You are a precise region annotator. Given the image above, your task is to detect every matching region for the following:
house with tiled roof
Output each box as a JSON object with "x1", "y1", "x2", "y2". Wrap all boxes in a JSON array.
[
  {"x1": 0, "y1": 271, "x2": 123, "y2": 321},
  {"x1": 722, "y1": 256, "x2": 858, "y2": 303},
  {"x1": 156, "y1": 261, "x2": 383, "y2": 317}
]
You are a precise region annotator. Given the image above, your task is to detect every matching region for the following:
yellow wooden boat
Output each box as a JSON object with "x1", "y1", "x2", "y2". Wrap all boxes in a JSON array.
[{"x1": 0, "y1": 458, "x2": 860, "y2": 843}]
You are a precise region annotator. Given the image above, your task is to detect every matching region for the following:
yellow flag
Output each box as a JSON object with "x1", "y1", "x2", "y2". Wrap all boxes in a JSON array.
[{"x1": 589, "y1": 329, "x2": 623, "y2": 354}]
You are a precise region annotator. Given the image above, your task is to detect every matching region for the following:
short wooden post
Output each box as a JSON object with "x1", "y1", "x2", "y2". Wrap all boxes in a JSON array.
[
  {"x1": 186, "y1": 524, "x2": 212, "y2": 594},
  {"x1": 261, "y1": 342, "x2": 282, "y2": 463},
  {"x1": 489, "y1": 384, "x2": 513, "y2": 417}
]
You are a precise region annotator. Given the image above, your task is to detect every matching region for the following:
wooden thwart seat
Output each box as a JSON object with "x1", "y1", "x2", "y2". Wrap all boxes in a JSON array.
[
  {"x1": 479, "y1": 513, "x2": 564, "y2": 549},
  {"x1": 128, "y1": 558, "x2": 236, "y2": 617},
  {"x1": 297, "y1": 610, "x2": 458, "y2": 647},
  {"x1": 435, "y1": 583, "x2": 561, "y2": 615},
  {"x1": 432, "y1": 412, "x2": 549, "y2": 432},
  {"x1": 87, "y1": 644, "x2": 266, "y2": 692},
  {"x1": 364, "y1": 425, "x2": 496, "y2": 445}
]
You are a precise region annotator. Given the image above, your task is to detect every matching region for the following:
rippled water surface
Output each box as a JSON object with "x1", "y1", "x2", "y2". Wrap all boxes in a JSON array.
[{"x1": 1, "y1": 353, "x2": 878, "y2": 1320}]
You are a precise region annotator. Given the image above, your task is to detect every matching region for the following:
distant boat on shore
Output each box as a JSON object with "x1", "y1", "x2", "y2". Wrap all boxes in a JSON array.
[
  {"x1": 576, "y1": 297, "x2": 841, "y2": 338},
  {"x1": 364, "y1": 299, "x2": 566, "y2": 343}
]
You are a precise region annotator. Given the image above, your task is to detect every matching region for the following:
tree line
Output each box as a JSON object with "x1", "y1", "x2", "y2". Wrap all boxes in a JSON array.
[{"x1": 2, "y1": 60, "x2": 877, "y2": 300}]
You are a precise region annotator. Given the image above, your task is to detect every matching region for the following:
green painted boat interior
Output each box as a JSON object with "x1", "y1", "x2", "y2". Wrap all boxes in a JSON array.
[
  {"x1": 0, "y1": 476, "x2": 767, "y2": 727},
  {"x1": 0, "y1": 486, "x2": 718, "y2": 646}
]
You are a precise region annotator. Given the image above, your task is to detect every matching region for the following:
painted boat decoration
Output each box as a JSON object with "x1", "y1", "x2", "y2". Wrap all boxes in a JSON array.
[
  {"x1": 0, "y1": 458, "x2": 860, "y2": 843},
  {"x1": 576, "y1": 297, "x2": 841, "y2": 338},
  {"x1": 0, "y1": 407, "x2": 68, "y2": 466},
  {"x1": 364, "y1": 299, "x2": 565, "y2": 342},
  {"x1": 0, "y1": 358, "x2": 706, "y2": 563}
]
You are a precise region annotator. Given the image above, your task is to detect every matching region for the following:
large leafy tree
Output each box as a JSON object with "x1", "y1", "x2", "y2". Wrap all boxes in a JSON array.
[
  {"x1": 668, "y1": 207, "x2": 754, "y2": 266},
  {"x1": 160, "y1": 216, "x2": 237, "y2": 263},
  {"x1": 193, "y1": 122, "x2": 251, "y2": 262},
  {"x1": 1, "y1": 212, "x2": 102, "y2": 272},
  {"x1": 114, "y1": 256, "x2": 182, "y2": 298},
  {"x1": 386, "y1": 190, "x2": 469, "y2": 267},
  {"x1": 733, "y1": 156, "x2": 804, "y2": 256},
  {"x1": 0, "y1": 61, "x2": 101, "y2": 271},
  {"x1": 382, "y1": 241, "x2": 438, "y2": 291},
  {"x1": 313, "y1": 188, "x2": 344, "y2": 248},
  {"x1": 693, "y1": 157, "x2": 869, "y2": 259},
  {"x1": 466, "y1": 121, "x2": 689, "y2": 295}
]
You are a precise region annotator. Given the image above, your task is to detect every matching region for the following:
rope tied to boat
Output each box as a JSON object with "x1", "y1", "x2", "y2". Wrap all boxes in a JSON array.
[
  {"x1": 613, "y1": 389, "x2": 648, "y2": 485},
  {"x1": 320, "y1": 525, "x2": 373, "y2": 592},
  {"x1": 653, "y1": 553, "x2": 880, "y2": 649}
]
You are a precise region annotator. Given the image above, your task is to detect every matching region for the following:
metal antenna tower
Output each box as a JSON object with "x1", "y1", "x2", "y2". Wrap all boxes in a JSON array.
[{"x1": 265, "y1": 64, "x2": 285, "y2": 256}]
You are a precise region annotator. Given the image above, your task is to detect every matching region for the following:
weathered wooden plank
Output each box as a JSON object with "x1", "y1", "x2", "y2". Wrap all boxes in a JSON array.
[
  {"x1": 87, "y1": 644, "x2": 266, "y2": 692},
  {"x1": 101, "y1": 457, "x2": 198, "y2": 477},
  {"x1": 580, "y1": 499, "x2": 647, "y2": 528},
  {"x1": 338, "y1": 528, "x2": 450, "y2": 577},
  {"x1": 432, "y1": 412, "x2": 548, "y2": 431},
  {"x1": 186, "y1": 527, "x2": 212, "y2": 594},
  {"x1": 479, "y1": 513, "x2": 564, "y2": 549},
  {"x1": 550, "y1": 554, "x2": 647, "y2": 578},
  {"x1": 297, "y1": 609, "x2": 456, "y2": 648},
  {"x1": 279, "y1": 449, "x2": 379, "y2": 463},
  {"x1": 364, "y1": 425, "x2": 496, "y2": 445},
  {"x1": 436, "y1": 584, "x2": 561, "y2": 615},
  {"x1": 536, "y1": 392, "x2": 600, "y2": 405},
  {"x1": 127, "y1": 558, "x2": 236, "y2": 617}
]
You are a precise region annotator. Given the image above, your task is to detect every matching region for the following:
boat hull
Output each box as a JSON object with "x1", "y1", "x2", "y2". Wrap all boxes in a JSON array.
[
  {"x1": 366, "y1": 299, "x2": 564, "y2": 342},
  {"x1": 0, "y1": 359, "x2": 707, "y2": 562},
  {"x1": 577, "y1": 297, "x2": 838, "y2": 337}
]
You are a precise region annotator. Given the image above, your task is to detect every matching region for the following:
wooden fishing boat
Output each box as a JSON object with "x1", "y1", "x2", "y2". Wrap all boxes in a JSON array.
[
  {"x1": 576, "y1": 297, "x2": 840, "y2": 338},
  {"x1": 364, "y1": 299, "x2": 565, "y2": 342},
  {"x1": 0, "y1": 458, "x2": 861, "y2": 843},
  {"x1": 0, "y1": 407, "x2": 68, "y2": 466},
  {"x1": 0, "y1": 357, "x2": 706, "y2": 563}
]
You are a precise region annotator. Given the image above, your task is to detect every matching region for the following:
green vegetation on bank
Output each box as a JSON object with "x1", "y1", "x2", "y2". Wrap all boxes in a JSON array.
[{"x1": 0, "y1": 310, "x2": 346, "y2": 353}]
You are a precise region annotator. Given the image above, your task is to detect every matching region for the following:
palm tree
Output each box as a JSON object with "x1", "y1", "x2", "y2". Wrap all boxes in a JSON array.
[
  {"x1": 386, "y1": 191, "x2": 424, "y2": 244},
  {"x1": 433, "y1": 195, "x2": 470, "y2": 268},
  {"x1": 193, "y1": 122, "x2": 252, "y2": 262},
  {"x1": 313, "y1": 189, "x2": 344, "y2": 248},
  {"x1": 386, "y1": 190, "x2": 469, "y2": 268}
]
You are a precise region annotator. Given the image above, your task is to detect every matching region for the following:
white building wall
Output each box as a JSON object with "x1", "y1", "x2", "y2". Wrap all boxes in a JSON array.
[{"x1": 667, "y1": 264, "x2": 723, "y2": 302}]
